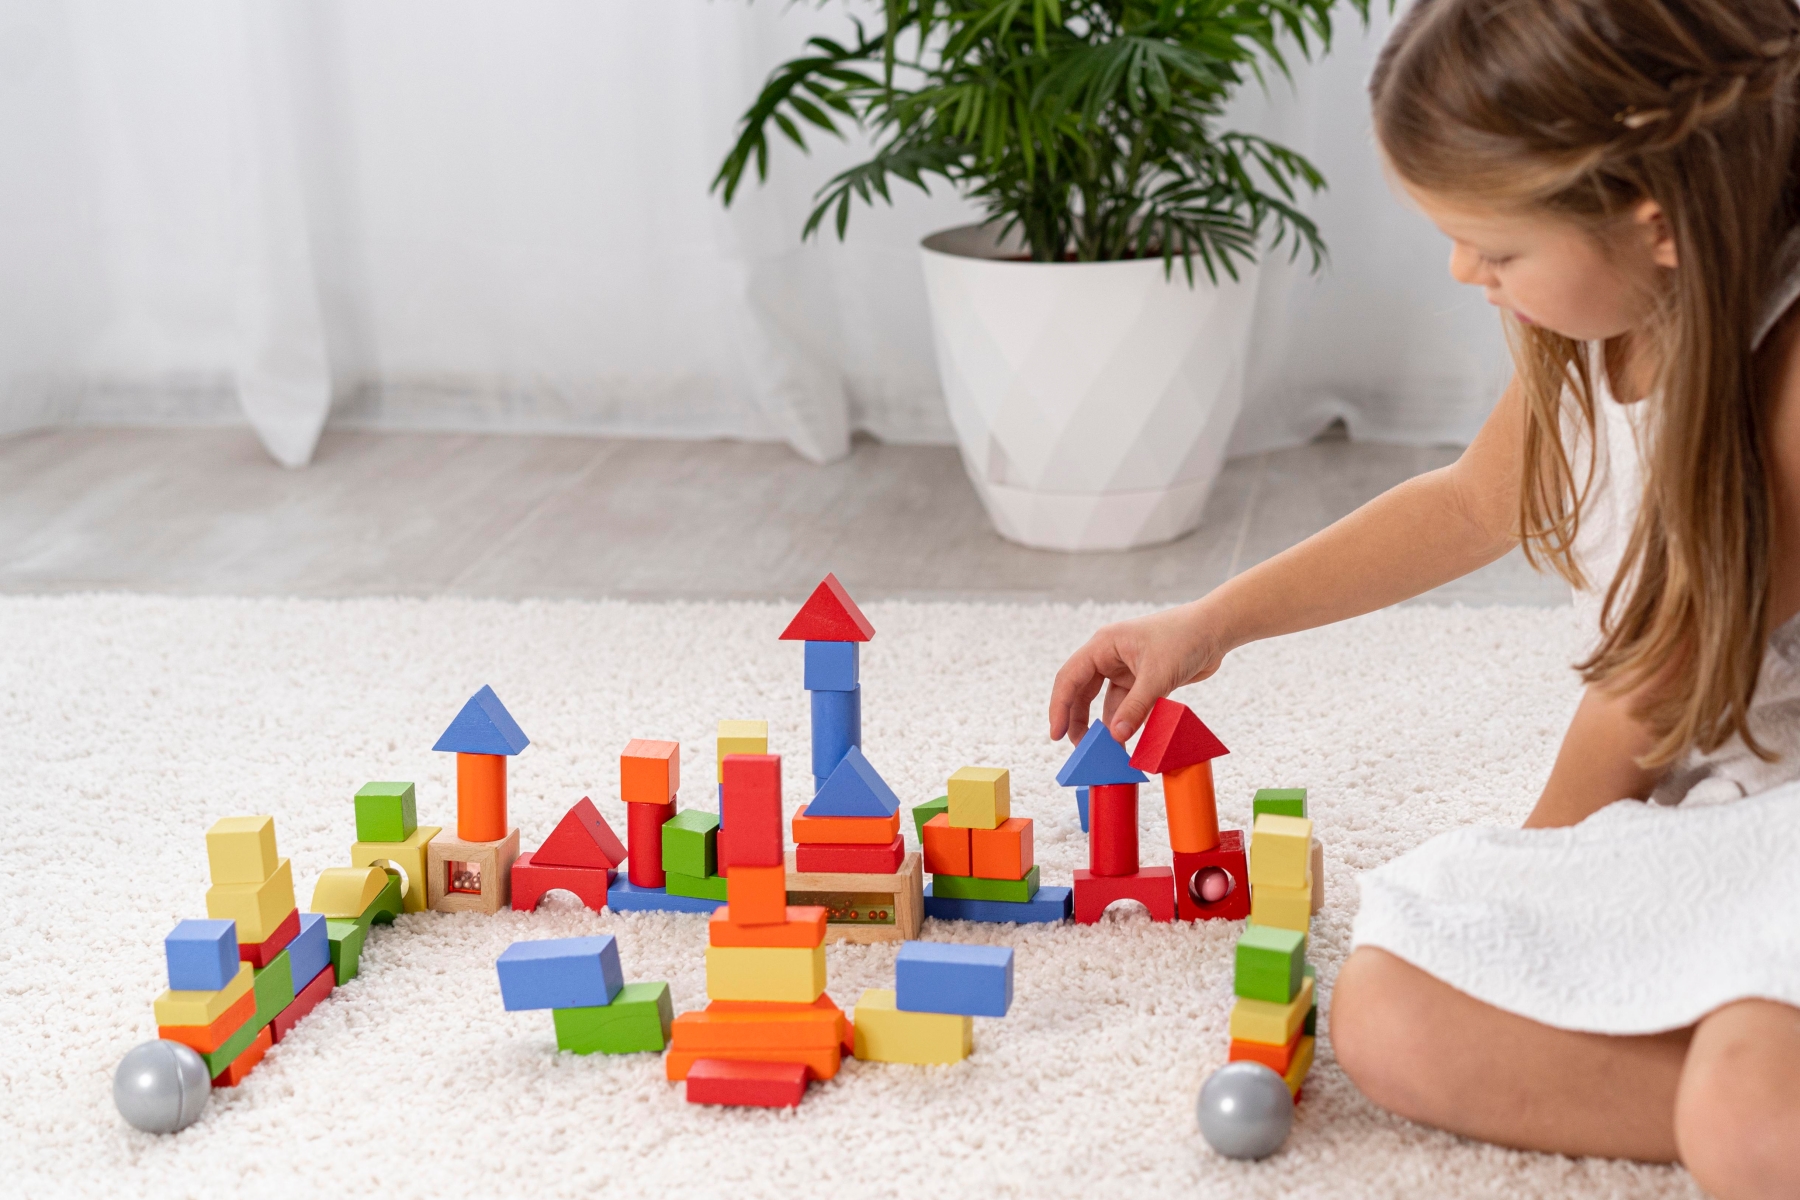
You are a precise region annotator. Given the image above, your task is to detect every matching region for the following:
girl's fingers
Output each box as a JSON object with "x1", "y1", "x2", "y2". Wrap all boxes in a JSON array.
[{"x1": 1106, "y1": 674, "x2": 1164, "y2": 744}]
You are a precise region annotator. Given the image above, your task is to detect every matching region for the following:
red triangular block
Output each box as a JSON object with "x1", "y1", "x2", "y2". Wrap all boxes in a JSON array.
[
  {"x1": 1129, "y1": 698, "x2": 1229, "y2": 773},
  {"x1": 534, "y1": 796, "x2": 627, "y2": 869},
  {"x1": 778, "y1": 573, "x2": 875, "y2": 642}
]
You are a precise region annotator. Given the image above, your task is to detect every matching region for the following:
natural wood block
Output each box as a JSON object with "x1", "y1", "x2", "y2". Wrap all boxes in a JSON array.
[
  {"x1": 947, "y1": 766, "x2": 1010, "y2": 829},
  {"x1": 456, "y1": 752, "x2": 508, "y2": 842},
  {"x1": 309, "y1": 865, "x2": 390, "y2": 918},
  {"x1": 1249, "y1": 813, "x2": 1313, "y2": 888},
  {"x1": 1163, "y1": 761, "x2": 1220, "y2": 853},
  {"x1": 1310, "y1": 838, "x2": 1324, "y2": 914},
  {"x1": 352, "y1": 825, "x2": 440, "y2": 913},
  {"x1": 1249, "y1": 878, "x2": 1311, "y2": 934},
  {"x1": 205, "y1": 816, "x2": 279, "y2": 885},
  {"x1": 153, "y1": 962, "x2": 255, "y2": 1028},
  {"x1": 1229, "y1": 975, "x2": 1315, "y2": 1046},
  {"x1": 921, "y1": 814, "x2": 971, "y2": 876},
  {"x1": 716, "y1": 720, "x2": 769, "y2": 783},
  {"x1": 726, "y1": 863, "x2": 789, "y2": 926},
  {"x1": 426, "y1": 827, "x2": 521, "y2": 914},
  {"x1": 704, "y1": 943, "x2": 826, "y2": 1003},
  {"x1": 970, "y1": 817, "x2": 1034, "y2": 880},
  {"x1": 708, "y1": 906, "x2": 827, "y2": 948},
  {"x1": 852, "y1": 988, "x2": 971, "y2": 1064},
  {"x1": 621, "y1": 738, "x2": 680, "y2": 804},
  {"x1": 205, "y1": 858, "x2": 296, "y2": 943},
  {"x1": 783, "y1": 851, "x2": 924, "y2": 944}
]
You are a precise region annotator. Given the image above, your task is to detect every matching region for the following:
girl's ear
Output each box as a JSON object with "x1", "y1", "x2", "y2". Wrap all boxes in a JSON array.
[{"x1": 1633, "y1": 198, "x2": 1679, "y2": 269}]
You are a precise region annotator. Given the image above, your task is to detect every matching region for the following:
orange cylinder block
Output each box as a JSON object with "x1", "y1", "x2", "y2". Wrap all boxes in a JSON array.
[
  {"x1": 457, "y1": 752, "x2": 508, "y2": 842},
  {"x1": 1163, "y1": 761, "x2": 1220, "y2": 854}
]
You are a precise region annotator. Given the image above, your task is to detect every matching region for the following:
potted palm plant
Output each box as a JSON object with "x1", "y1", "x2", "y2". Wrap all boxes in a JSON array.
[{"x1": 716, "y1": 0, "x2": 1370, "y2": 551}]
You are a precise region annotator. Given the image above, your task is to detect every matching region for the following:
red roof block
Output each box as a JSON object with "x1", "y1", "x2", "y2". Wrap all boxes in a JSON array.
[
  {"x1": 1129, "y1": 698, "x2": 1229, "y2": 773},
  {"x1": 778, "y1": 573, "x2": 874, "y2": 642},
  {"x1": 534, "y1": 796, "x2": 627, "y2": 870}
]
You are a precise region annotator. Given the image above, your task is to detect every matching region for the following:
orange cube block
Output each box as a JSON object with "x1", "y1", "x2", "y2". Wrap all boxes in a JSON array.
[
  {"x1": 708, "y1": 906, "x2": 827, "y2": 947},
  {"x1": 1229, "y1": 1028, "x2": 1306, "y2": 1075},
  {"x1": 1164, "y1": 760, "x2": 1220, "y2": 853},
  {"x1": 790, "y1": 806, "x2": 901, "y2": 845},
  {"x1": 921, "y1": 814, "x2": 971, "y2": 876},
  {"x1": 726, "y1": 863, "x2": 788, "y2": 926},
  {"x1": 970, "y1": 817, "x2": 1034, "y2": 881},
  {"x1": 211, "y1": 1025, "x2": 273, "y2": 1088},
  {"x1": 621, "y1": 739, "x2": 680, "y2": 804}
]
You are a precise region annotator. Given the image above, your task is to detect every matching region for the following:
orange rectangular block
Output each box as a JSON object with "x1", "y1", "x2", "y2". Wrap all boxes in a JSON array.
[
  {"x1": 211, "y1": 1024, "x2": 273, "y2": 1088},
  {"x1": 726, "y1": 864, "x2": 790, "y2": 926},
  {"x1": 665, "y1": 1042, "x2": 840, "y2": 1082},
  {"x1": 921, "y1": 814, "x2": 971, "y2": 876},
  {"x1": 158, "y1": 987, "x2": 257, "y2": 1055},
  {"x1": 970, "y1": 817, "x2": 1034, "y2": 881},
  {"x1": 670, "y1": 1006, "x2": 843, "y2": 1053},
  {"x1": 1163, "y1": 761, "x2": 1220, "y2": 854},
  {"x1": 621, "y1": 738, "x2": 680, "y2": 804},
  {"x1": 1229, "y1": 1028, "x2": 1306, "y2": 1075},
  {"x1": 708, "y1": 906, "x2": 827, "y2": 948},
  {"x1": 707, "y1": 993, "x2": 852, "y2": 1054},
  {"x1": 790, "y1": 806, "x2": 902, "y2": 845},
  {"x1": 456, "y1": 752, "x2": 508, "y2": 842}
]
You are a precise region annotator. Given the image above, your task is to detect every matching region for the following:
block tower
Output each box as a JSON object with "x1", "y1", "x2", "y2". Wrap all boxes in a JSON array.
[
  {"x1": 512, "y1": 796, "x2": 627, "y2": 913},
  {"x1": 495, "y1": 934, "x2": 673, "y2": 1056},
  {"x1": 609, "y1": 739, "x2": 733, "y2": 913},
  {"x1": 349, "y1": 782, "x2": 439, "y2": 915},
  {"x1": 780, "y1": 572, "x2": 874, "y2": 791},
  {"x1": 1129, "y1": 698, "x2": 1246, "y2": 920},
  {"x1": 1059, "y1": 720, "x2": 1175, "y2": 923},
  {"x1": 428, "y1": 685, "x2": 527, "y2": 913},
  {"x1": 853, "y1": 941, "x2": 1014, "y2": 1064},
  {"x1": 1226, "y1": 790, "x2": 1321, "y2": 1100},
  {"x1": 917, "y1": 768, "x2": 1071, "y2": 924}
]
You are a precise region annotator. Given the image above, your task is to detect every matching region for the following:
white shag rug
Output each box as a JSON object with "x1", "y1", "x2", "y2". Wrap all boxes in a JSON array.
[{"x1": 0, "y1": 594, "x2": 1706, "y2": 1200}]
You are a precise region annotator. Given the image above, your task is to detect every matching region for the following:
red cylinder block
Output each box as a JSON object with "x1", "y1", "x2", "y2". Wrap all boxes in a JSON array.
[
  {"x1": 1088, "y1": 784, "x2": 1139, "y2": 877},
  {"x1": 627, "y1": 800, "x2": 676, "y2": 888}
]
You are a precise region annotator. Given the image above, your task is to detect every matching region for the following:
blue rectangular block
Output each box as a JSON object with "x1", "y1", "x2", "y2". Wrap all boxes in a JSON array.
[
  {"x1": 896, "y1": 941, "x2": 1014, "y2": 1017},
  {"x1": 923, "y1": 884, "x2": 1072, "y2": 926},
  {"x1": 803, "y1": 640, "x2": 859, "y2": 691},
  {"x1": 164, "y1": 919, "x2": 239, "y2": 991},
  {"x1": 495, "y1": 935, "x2": 624, "y2": 1012},
  {"x1": 605, "y1": 880, "x2": 726, "y2": 914},
  {"x1": 287, "y1": 913, "x2": 331, "y2": 988},
  {"x1": 1076, "y1": 786, "x2": 1090, "y2": 833},
  {"x1": 809, "y1": 686, "x2": 861, "y2": 778}
]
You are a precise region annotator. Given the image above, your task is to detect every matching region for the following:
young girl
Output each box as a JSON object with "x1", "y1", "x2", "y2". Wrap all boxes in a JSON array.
[{"x1": 1047, "y1": 1, "x2": 1800, "y2": 1193}]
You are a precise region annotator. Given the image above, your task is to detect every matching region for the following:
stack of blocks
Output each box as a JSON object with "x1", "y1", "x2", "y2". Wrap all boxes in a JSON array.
[
  {"x1": 512, "y1": 796, "x2": 627, "y2": 912},
  {"x1": 427, "y1": 685, "x2": 527, "y2": 914},
  {"x1": 1227, "y1": 789, "x2": 1323, "y2": 1099},
  {"x1": 349, "y1": 782, "x2": 438, "y2": 916},
  {"x1": 853, "y1": 941, "x2": 1014, "y2": 1064},
  {"x1": 919, "y1": 769, "x2": 1070, "y2": 924},
  {"x1": 495, "y1": 935, "x2": 673, "y2": 1055},
  {"x1": 780, "y1": 572, "x2": 873, "y2": 793},
  {"x1": 1129, "y1": 699, "x2": 1247, "y2": 921},
  {"x1": 1059, "y1": 720, "x2": 1175, "y2": 923},
  {"x1": 610, "y1": 739, "x2": 731, "y2": 913}
]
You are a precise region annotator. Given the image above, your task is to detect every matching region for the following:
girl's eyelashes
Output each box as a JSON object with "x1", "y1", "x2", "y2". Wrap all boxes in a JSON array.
[{"x1": 1478, "y1": 252, "x2": 1516, "y2": 268}]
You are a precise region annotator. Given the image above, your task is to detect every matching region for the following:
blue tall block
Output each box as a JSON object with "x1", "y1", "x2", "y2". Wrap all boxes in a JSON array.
[
  {"x1": 165, "y1": 919, "x2": 239, "y2": 991},
  {"x1": 810, "y1": 686, "x2": 861, "y2": 779},
  {"x1": 803, "y1": 640, "x2": 859, "y2": 691},
  {"x1": 895, "y1": 941, "x2": 1015, "y2": 1017},
  {"x1": 495, "y1": 936, "x2": 624, "y2": 1012},
  {"x1": 288, "y1": 913, "x2": 332, "y2": 988},
  {"x1": 1076, "y1": 786, "x2": 1090, "y2": 833}
]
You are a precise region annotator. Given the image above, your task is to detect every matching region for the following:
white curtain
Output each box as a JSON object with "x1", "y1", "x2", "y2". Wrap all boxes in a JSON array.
[{"x1": 0, "y1": 0, "x2": 1506, "y2": 467}]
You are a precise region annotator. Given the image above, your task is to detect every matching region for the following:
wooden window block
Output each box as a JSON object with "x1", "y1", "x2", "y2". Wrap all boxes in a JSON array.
[
  {"x1": 1248, "y1": 813, "x2": 1313, "y2": 888},
  {"x1": 1229, "y1": 975, "x2": 1315, "y2": 1046},
  {"x1": 726, "y1": 863, "x2": 789, "y2": 926},
  {"x1": 351, "y1": 825, "x2": 440, "y2": 914},
  {"x1": 783, "y1": 851, "x2": 924, "y2": 945},
  {"x1": 309, "y1": 865, "x2": 391, "y2": 919},
  {"x1": 707, "y1": 906, "x2": 827, "y2": 948},
  {"x1": 791, "y1": 806, "x2": 901, "y2": 845},
  {"x1": 1249, "y1": 878, "x2": 1311, "y2": 934},
  {"x1": 704, "y1": 943, "x2": 826, "y2": 1003},
  {"x1": 426, "y1": 827, "x2": 521, "y2": 914},
  {"x1": 852, "y1": 988, "x2": 972, "y2": 1064},
  {"x1": 205, "y1": 816, "x2": 279, "y2": 885},
  {"x1": 205, "y1": 859, "x2": 296, "y2": 944},
  {"x1": 1173, "y1": 830, "x2": 1250, "y2": 921},
  {"x1": 621, "y1": 738, "x2": 680, "y2": 804},
  {"x1": 970, "y1": 817, "x2": 1034, "y2": 880},
  {"x1": 921, "y1": 814, "x2": 971, "y2": 876},
  {"x1": 715, "y1": 720, "x2": 769, "y2": 783},
  {"x1": 947, "y1": 766, "x2": 1011, "y2": 829}
]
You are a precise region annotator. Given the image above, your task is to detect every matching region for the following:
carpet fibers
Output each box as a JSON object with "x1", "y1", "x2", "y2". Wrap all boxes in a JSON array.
[{"x1": 0, "y1": 595, "x2": 1704, "y2": 1199}]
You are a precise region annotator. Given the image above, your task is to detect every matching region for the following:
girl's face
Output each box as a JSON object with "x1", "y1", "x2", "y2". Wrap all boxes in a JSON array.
[{"x1": 1404, "y1": 184, "x2": 1677, "y2": 342}]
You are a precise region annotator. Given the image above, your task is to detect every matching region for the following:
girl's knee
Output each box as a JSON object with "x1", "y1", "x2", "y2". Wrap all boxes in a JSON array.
[
  {"x1": 1329, "y1": 949, "x2": 1441, "y2": 1119},
  {"x1": 1677, "y1": 1027, "x2": 1800, "y2": 1200}
]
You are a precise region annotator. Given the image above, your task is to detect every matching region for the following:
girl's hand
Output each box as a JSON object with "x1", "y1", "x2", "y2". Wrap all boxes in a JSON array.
[{"x1": 1048, "y1": 601, "x2": 1226, "y2": 746}]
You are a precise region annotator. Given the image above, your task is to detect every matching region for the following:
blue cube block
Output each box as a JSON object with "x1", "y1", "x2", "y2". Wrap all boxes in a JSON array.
[
  {"x1": 1076, "y1": 786, "x2": 1090, "y2": 833},
  {"x1": 495, "y1": 935, "x2": 624, "y2": 1012},
  {"x1": 804, "y1": 640, "x2": 859, "y2": 691},
  {"x1": 287, "y1": 913, "x2": 332, "y2": 989},
  {"x1": 164, "y1": 919, "x2": 239, "y2": 992},
  {"x1": 810, "y1": 686, "x2": 861, "y2": 778},
  {"x1": 895, "y1": 941, "x2": 1015, "y2": 1017}
]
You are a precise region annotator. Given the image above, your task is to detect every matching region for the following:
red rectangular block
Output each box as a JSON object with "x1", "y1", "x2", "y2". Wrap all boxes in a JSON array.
[
  {"x1": 239, "y1": 908, "x2": 300, "y2": 968},
  {"x1": 270, "y1": 963, "x2": 335, "y2": 1043},
  {"x1": 158, "y1": 987, "x2": 257, "y2": 1054},
  {"x1": 1072, "y1": 866, "x2": 1175, "y2": 924},
  {"x1": 1088, "y1": 784, "x2": 1140, "y2": 876},
  {"x1": 921, "y1": 814, "x2": 971, "y2": 876},
  {"x1": 510, "y1": 851, "x2": 613, "y2": 912},
  {"x1": 666, "y1": 1042, "x2": 840, "y2": 1082},
  {"x1": 211, "y1": 1025, "x2": 273, "y2": 1088},
  {"x1": 971, "y1": 817, "x2": 1034, "y2": 881},
  {"x1": 626, "y1": 800, "x2": 675, "y2": 888},
  {"x1": 1174, "y1": 828, "x2": 1249, "y2": 921},
  {"x1": 684, "y1": 1058, "x2": 810, "y2": 1108},
  {"x1": 721, "y1": 754, "x2": 784, "y2": 872},
  {"x1": 795, "y1": 836, "x2": 904, "y2": 874}
]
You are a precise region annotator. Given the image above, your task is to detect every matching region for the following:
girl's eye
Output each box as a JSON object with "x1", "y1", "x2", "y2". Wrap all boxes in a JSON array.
[{"x1": 1480, "y1": 253, "x2": 1515, "y2": 268}]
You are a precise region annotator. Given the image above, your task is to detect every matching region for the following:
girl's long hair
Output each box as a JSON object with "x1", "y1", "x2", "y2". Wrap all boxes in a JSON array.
[{"x1": 1373, "y1": 0, "x2": 1800, "y2": 767}]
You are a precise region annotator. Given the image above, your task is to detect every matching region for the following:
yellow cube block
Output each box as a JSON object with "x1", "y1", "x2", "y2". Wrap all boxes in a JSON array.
[
  {"x1": 716, "y1": 720, "x2": 770, "y2": 783},
  {"x1": 205, "y1": 816, "x2": 279, "y2": 885},
  {"x1": 1283, "y1": 1035, "x2": 1316, "y2": 1096},
  {"x1": 947, "y1": 766, "x2": 1011, "y2": 830},
  {"x1": 704, "y1": 943, "x2": 826, "y2": 1003},
  {"x1": 1249, "y1": 813, "x2": 1313, "y2": 888},
  {"x1": 153, "y1": 962, "x2": 254, "y2": 1027},
  {"x1": 1229, "y1": 975, "x2": 1315, "y2": 1046},
  {"x1": 352, "y1": 825, "x2": 440, "y2": 913},
  {"x1": 852, "y1": 988, "x2": 972, "y2": 1064},
  {"x1": 205, "y1": 858, "x2": 295, "y2": 943},
  {"x1": 309, "y1": 865, "x2": 390, "y2": 918},
  {"x1": 1250, "y1": 877, "x2": 1312, "y2": 933}
]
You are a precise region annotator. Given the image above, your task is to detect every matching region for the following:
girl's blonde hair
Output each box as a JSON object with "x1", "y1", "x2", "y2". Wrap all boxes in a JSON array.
[{"x1": 1373, "y1": 0, "x2": 1800, "y2": 768}]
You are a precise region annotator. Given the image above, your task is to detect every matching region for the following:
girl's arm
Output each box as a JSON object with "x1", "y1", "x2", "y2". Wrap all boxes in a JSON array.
[{"x1": 1524, "y1": 682, "x2": 1664, "y2": 826}]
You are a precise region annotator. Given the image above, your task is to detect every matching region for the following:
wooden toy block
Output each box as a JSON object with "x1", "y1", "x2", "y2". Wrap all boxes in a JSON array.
[
  {"x1": 795, "y1": 836, "x2": 904, "y2": 874},
  {"x1": 1229, "y1": 975, "x2": 1315, "y2": 1046},
  {"x1": 352, "y1": 825, "x2": 441, "y2": 914},
  {"x1": 353, "y1": 782, "x2": 417, "y2": 844},
  {"x1": 1249, "y1": 813, "x2": 1313, "y2": 888},
  {"x1": 921, "y1": 814, "x2": 972, "y2": 876},
  {"x1": 621, "y1": 738, "x2": 680, "y2": 804},
  {"x1": 895, "y1": 941, "x2": 1013, "y2": 1017},
  {"x1": 1087, "y1": 783, "x2": 1140, "y2": 877},
  {"x1": 727, "y1": 863, "x2": 789, "y2": 925},
  {"x1": 165, "y1": 919, "x2": 240, "y2": 992},
  {"x1": 534, "y1": 797, "x2": 626, "y2": 870},
  {"x1": 665, "y1": 870, "x2": 730, "y2": 901},
  {"x1": 684, "y1": 1058, "x2": 811, "y2": 1107},
  {"x1": 1311, "y1": 839, "x2": 1324, "y2": 914},
  {"x1": 195, "y1": 1006, "x2": 268, "y2": 1077},
  {"x1": 970, "y1": 817, "x2": 1034, "y2": 880},
  {"x1": 707, "y1": 906, "x2": 828, "y2": 948},
  {"x1": 553, "y1": 981, "x2": 674, "y2": 1054},
  {"x1": 1076, "y1": 786, "x2": 1089, "y2": 832},
  {"x1": 852, "y1": 989, "x2": 972, "y2": 1064},
  {"x1": 432, "y1": 684, "x2": 531, "y2": 755},
  {"x1": 662, "y1": 809, "x2": 719, "y2": 878},
  {"x1": 158, "y1": 987, "x2": 257, "y2": 1054},
  {"x1": 1071, "y1": 867, "x2": 1176, "y2": 924},
  {"x1": 716, "y1": 720, "x2": 770, "y2": 783},
  {"x1": 205, "y1": 816, "x2": 279, "y2": 885},
  {"x1": 911, "y1": 795, "x2": 948, "y2": 842},
  {"x1": 792, "y1": 805, "x2": 901, "y2": 845},
  {"x1": 285, "y1": 912, "x2": 331, "y2": 990},
  {"x1": 704, "y1": 943, "x2": 826, "y2": 1003},
  {"x1": 1252, "y1": 787, "x2": 1308, "y2": 820},
  {"x1": 930, "y1": 865, "x2": 1040, "y2": 903},
  {"x1": 607, "y1": 880, "x2": 727, "y2": 913},
  {"x1": 784, "y1": 850, "x2": 924, "y2": 944},
  {"x1": 626, "y1": 799, "x2": 675, "y2": 888},
  {"x1": 670, "y1": 1005, "x2": 842, "y2": 1055},
  {"x1": 1250, "y1": 879, "x2": 1311, "y2": 933},
  {"x1": 778, "y1": 572, "x2": 876, "y2": 642},
  {"x1": 1162, "y1": 761, "x2": 1221, "y2": 854},
  {"x1": 1054, "y1": 719, "x2": 1147, "y2": 787},
  {"x1": 1229, "y1": 1028, "x2": 1306, "y2": 1075},
  {"x1": 803, "y1": 639, "x2": 859, "y2": 691},
  {"x1": 808, "y1": 746, "x2": 901, "y2": 817},
  {"x1": 426, "y1": 827, "x2": 521, "y2": 914},
  {"x1": 1174, "y1": 829, "x2": 1250, "y2": 921},
  {"x1": 211, "y1": 1025, "x2": 273, "y2": 1088},
  {"x1": 310, "y1": 866, "x2": 389, "y2": 918},
  {"x1": 456, "y1": 752, "x2": 508, "y2": 842},
  {"x1": 1283, "y1": 1035, "x2": 1316, "y2": 1096},
  {"x1": 496, "y1": 935, "x2": 624, "y2": 1011},
  {"x1": 947, "y1": 766, "x2": 1011, "y2": 829},
  {"x1": 250, "y1": 950, "x2": 295, "y2": 1037},
  {"x1": 1234, "y1": 925, "x2": 1307, "y2": 1004},
  {"x1": 809, "y1": 687, "x2": 861, "y2": 779},
  {"x1": 325, "y1": 918, "x2": 366, "y2": 984},
  {"x1": 206, "y1": 858, "x2": 296, "y2": 944},
  {"x1": 922, "y1": 885, "x2": 1073, "y2": 925},
  {"x1": 270, "y1": 962, "x2": 335, "y2": 1043},
  {"x1": 1128, "y1": 697, "x2": 1229, "y2": 773},
  {"x1": 665, "y1": 1042, "x2": 840, "y2": 1084},
  {"x1": 510, "y1": 852, "x2": 614, "y2": 912},
  {"x1": 721, "y1": 754, "x2": 784, "y2": 870}
]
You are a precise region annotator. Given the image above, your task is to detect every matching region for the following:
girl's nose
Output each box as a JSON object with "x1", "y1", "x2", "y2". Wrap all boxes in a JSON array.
[{"x1": 1448, "y1": 242, "x2": 1489, "y2": 287}]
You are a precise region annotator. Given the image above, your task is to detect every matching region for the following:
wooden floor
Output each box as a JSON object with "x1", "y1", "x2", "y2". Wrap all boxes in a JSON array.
[{"x1": 0, "y1": 426, "x2": 1569, "y2": 605}]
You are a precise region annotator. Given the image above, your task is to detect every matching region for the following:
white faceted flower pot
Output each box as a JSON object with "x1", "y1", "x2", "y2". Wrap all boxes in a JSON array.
[{"x1": 920, "y1": 224, "x2": 1260, "y2": 551}]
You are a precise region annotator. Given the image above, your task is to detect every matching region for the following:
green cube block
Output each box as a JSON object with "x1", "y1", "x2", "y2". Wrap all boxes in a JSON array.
[
  {"x1": 251, "y1": 949, "x2": 296, "y2": 1028},
  {"x1": 1234, "y1": 924, "x2": 1307, "y2": 1003},
  {"x1": 665, "y1": 870, "x2": 729, "y2": 901},
  {"x1": 1303, "y1": 964, "x2": 1318, "y2": 1036},
  {"x1": 326, "y1": 918, "x2": 367, "y2": 984},
  {"x1": 930, "y1": 864, "x2": 1040, "y2": 903},
  {"x1": 198, "y1": 1007, "x2": 268, "y2": 1076},
  {"x1": 360, "y1": 869, "x2": 404, "y2": 927},
  {"x1": 553, "y1": 981, "x2": 674, "y2": 1054},
  {"x1": 1252, "y1": 787, "x2": 1308, "y2": 820},
  {"x1": 912, "y1": 796, "x2": 949, "y2": 843},
  {"x1": 354, "y1": 782, "x2": 418, "y2": 843},
  {"x1": 662, "y1": 809, "x2": 719, "y2": 879}
]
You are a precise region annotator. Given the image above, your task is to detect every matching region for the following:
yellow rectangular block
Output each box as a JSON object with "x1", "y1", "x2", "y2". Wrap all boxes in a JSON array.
[
  {"x1": 1230, "y1": 975, "x2": 1315, "y2": 1046},
  {"x1": 206, "y1": 816, "x2": 279, "y2": 885},
  {"x1": 1250, "y1": 877, "x2": 1311, "y2": 933},
  {"x1": 1283, "y1": 1034, "x2": 1316, "y2": 1096},
  {"x1": 153, "y1": 962, "x2": 254, "y2": 1027},
  {"x1": 704, "y1": 943, "x2": 826, "y2": 1003},
  {"x1": 947, "y1": 766, "x2": 1011, "y2": 830},
  {"x1": 716, "y1": 720, "x2": 770, "y2": 783},
  {"x1": 852, "y1": 988, "x2": 971, "y2": 1064},
  {"x1": 205, "y1": 858, "x2": 295, "y2": 943},
  {"x1": 352, "y1": 825, "x2": 440, "y2": 914},
  {"x1": 1249, "y1": 813, "x2": 1313, "y2": 888}
]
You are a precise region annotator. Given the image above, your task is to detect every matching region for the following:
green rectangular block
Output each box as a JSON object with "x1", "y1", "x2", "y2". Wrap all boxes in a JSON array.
[
  {"x1": 662, "y1": 809, "x2": 719, "y2": 879},
  {"x1": 354, "y1": 781, "x2": 418, "y2": 843},
  {"x1": 251, "y1": 949, "x2": 295, "y2": 1027},
  {"x1": 1234, "y1": 924, "x2": 1307, "y2": 1003},
  {"x1": 326, "y1": 918, "x2": 367, "y2": 984},
  {"x1": 1252, "y1": 788, "x2": 1308, "y2": 820},
  {"x1": 198, "y1": 1006, "x2": 268, "y2": 1076},
  {"x1": 552, "y1": 981, "x2": 674, "y2": 1054},
  {"x1": 912, "y1": 796, "x2": 949, "y2": 843},
  {"x1": 359, "y1": 870, "x2": 404, "y2": 926},
  {"x1": 930, "y1": 864, "x2": 1040, "y2": 903},
  {"x1": 1303, "y1": 963, "x2": 1318, "y2": 1036},
  {"x1": 665, "y1": 870, "x2": 729, "y2": 901}
]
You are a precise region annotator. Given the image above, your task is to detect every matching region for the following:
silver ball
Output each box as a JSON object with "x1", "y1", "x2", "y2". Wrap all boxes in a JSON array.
[
  {"x1": 1197, "y1": 1061, "x2": 1294, "y2": 1159},
  {"x1": 114, "y1": 1040, "x2": 211, "y2": 1133}
]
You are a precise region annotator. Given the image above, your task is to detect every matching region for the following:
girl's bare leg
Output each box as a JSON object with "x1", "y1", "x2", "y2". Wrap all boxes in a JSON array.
[{"x1": 1675, "y1": 998, "x2": 1800, "y2": 1200}]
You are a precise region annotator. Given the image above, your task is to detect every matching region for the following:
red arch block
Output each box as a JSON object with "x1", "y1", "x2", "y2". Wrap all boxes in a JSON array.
[
  {"x1": 1072, "y1": 867, "x2": 1175, "y2": 924},
  {"x1": 511, "y1": 851, "x2": 614, "y2": 912}
]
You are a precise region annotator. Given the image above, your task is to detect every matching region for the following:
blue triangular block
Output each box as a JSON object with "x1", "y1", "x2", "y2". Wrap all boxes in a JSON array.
[
  {"x1": 432, "y1": 685, "x2": 531, "y2": 755},
  {"x1": 1055, "y1": 719, "x2": 1147, "y2": 786},
  {"x1": 806, "y1": 745, "x2": 901, "y2": 817}
]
